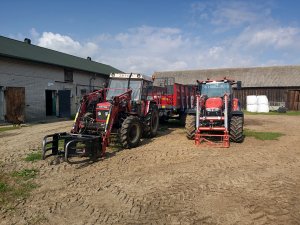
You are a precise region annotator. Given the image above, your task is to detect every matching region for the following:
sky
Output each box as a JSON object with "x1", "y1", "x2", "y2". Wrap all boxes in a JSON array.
[{"x1": 1, "y1": 0, "x2": 300, "y2": 75}]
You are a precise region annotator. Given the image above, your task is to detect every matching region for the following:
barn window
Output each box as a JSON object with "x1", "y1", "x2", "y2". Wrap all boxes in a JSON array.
[
  {"x1": 64, "y1": 69, "x2": 73, "y2": 82},
  {"x1": 80, "y1": 89, "x2": 87, "y2": 96}
]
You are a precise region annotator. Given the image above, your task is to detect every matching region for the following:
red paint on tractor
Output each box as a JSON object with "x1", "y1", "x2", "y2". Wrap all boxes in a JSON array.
[{"x1": 205, "y1": 97, "x2": 223, "y2": 110}]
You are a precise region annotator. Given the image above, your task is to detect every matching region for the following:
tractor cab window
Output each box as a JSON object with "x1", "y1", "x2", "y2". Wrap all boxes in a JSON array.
[
  {"x1": 200, "y1": 82, "x2": 231, "y2": 97},
  {"x1": 107, "y1": 79, "x2": 142, "y2": 101}
]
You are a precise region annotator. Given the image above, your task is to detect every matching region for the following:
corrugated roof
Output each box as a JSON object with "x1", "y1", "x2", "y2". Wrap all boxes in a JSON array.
[
  {"x1": 153, "y1": 66, "x2": 300, "y2": 87},
  {"x1": 0, "y1": 36, "x2": 122, "y2": 75}
]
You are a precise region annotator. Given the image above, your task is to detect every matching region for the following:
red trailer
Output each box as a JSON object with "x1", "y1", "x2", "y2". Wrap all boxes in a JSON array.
[{"x1": 152, "y1": 77, "x2": 196, "y2": 123}]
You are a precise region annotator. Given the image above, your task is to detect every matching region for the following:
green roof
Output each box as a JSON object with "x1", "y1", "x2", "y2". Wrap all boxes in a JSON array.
[{"x1": 0, "y1": 36, "x2": 122, "y2": 75}]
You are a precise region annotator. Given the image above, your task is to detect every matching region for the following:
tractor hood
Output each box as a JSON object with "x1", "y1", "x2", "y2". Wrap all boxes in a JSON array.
[
  {"x1": 205, "y1": 97, "x2": 223, "y2": 111},
  {"x1": 96, "y1": 102, "x2": 111, "y2": 122},
  {"x1": 96, "y1": 101, "x2": 111, "y2": 109}
]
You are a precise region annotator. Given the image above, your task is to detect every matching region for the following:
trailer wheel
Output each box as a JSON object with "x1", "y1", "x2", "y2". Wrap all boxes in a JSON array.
[
  {"x1": 185, "y1": 114, "x2": 196, "y2": 139},
  {"x1": 120, "y1": 116, "x2": 142, "y2": 148},
  {"x1": 144, "y1": 105, "x2": 159, "y2": 138},
  {"x1": 230, "y1": 116, "x2": 244, "y2": 143}
]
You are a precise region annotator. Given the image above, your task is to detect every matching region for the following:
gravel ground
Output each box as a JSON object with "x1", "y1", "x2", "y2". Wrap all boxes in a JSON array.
[{"x1": 0, "y1": 115, "x2": 300, "y2": 225}]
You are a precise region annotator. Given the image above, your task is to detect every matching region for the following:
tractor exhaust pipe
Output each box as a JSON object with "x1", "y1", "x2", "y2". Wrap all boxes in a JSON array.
[{"x1": 127, "y1": 73, "x2": 133, "y2": 90}]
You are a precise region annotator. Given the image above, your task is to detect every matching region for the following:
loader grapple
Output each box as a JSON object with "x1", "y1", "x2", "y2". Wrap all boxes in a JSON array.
[{"x1": 42, "y1": 132, "x2": 102, "y2": 164}]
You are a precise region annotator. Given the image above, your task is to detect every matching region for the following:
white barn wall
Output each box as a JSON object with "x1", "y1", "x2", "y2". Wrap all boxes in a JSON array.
[{"x1": 0, "y1": 57, "x2": 107, "y2": 121}]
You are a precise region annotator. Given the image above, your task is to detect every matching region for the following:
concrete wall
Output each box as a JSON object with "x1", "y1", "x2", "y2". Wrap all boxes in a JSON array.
[
  {"x1": 0, "y1": 57, "x2": 107, "y2": 122},
  {"x1": 0, "y1": 87, "x2": 3, "y2": 121}
]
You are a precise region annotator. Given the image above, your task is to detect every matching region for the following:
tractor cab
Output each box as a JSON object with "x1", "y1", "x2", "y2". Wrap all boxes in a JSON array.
[
  {"x1": 106, "y1": 73, "x2": 153, "y2": 101},
  {"x1": 95, "y1": 73, "x2": 154, "y2": 128},
  {"x1": 197, "y1": 78, "x2": 241, "y2": 116},
  {"x1": 198, "y1": 81, "x2": 232, "y2": 98}
]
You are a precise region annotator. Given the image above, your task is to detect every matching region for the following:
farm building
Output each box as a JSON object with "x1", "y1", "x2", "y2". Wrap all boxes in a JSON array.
[
  {"x1": 0, "y1": 36, "x2": 122, "y2": 123},
  {"x1": 153, "y1": 66, "x2": 300, "y2": 110}
]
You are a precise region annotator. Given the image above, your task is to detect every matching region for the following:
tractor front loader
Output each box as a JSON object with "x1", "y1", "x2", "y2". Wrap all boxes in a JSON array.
[
  {"x1": 42, "y1": 73, "x2": 159, "y2": 163},
  {"x1": 185, "y1": 78, "x2": 244, "y2": 147}
]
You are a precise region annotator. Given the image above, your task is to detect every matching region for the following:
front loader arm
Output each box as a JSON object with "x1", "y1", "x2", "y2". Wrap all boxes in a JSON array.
[
  {"x1": 71, "y1": 89, "x2": 105, "y2": 133},
  {"x1": 101, "y1": 89, "x2": 132, "y2": 154}
]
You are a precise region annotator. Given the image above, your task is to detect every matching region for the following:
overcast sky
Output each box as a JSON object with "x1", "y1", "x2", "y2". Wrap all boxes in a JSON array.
[{"x1": 1, "y1": 0, "x2": 300, "y2": 75}]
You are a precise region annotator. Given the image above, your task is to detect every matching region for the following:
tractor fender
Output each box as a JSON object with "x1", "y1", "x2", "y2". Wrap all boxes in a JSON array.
[{"x1": 231, "y1": 110, "x2": 244, "y2": 117}]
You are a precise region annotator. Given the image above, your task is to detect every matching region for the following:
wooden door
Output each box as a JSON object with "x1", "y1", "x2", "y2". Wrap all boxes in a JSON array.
[
  {"x1": 287, "y1": 90, "x2": 300, "y2": 110},
  {"x1": 5, "y1": 87, "x2": 25, "y2": 123}
]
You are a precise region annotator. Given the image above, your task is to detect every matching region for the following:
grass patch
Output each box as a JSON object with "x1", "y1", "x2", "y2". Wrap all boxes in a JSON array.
[
  {"x1": 244, "y1": 129, "x2": 284, "y2": 140},
  {"x1": 244, "y1": 111, "x2": 300, "y2": 116},
  {"x1": 0, "y1": 168, "x2": 39, "y2": 206},
  {"x1": 0, "y1": 181, "x2": 9, "y2": 192},
  {"x1": 25, "y1": 152, "x2": 42, "y2": 162},
  {"x1": 0, "y1": 126, "x2": 20, "y2": 132},
  {"x1": 12, "y1": 169, "x2": 39, "y2": 180}
]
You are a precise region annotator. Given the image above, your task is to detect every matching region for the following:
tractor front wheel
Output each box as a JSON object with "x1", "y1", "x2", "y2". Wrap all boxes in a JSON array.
[
  {"x1": 185, "y1": 114, "x2": 196, "y2": 140},
  {"x1": 230, "y1": 116, "x2": 244, "y2": 143},
  {"x1": 120, "y1": 116, "x2": 142, "y2": 148}
]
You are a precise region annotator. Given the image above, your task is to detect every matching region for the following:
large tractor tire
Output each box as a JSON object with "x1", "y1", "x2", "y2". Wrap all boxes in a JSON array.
[
  {"x1": 185, "y1": 114, "x2": 196, "y2": 140},
  {"x1": 230, "y1": 116, "x2": 244, "y2": 143},
  {"x1": 144, "y1": 105, "x2": 159, "y2": 138},
  {"x1": 120, "y1": 116, "x2": 142, "y2": 148}
]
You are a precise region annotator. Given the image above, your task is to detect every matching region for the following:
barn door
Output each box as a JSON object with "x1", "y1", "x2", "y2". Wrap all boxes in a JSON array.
[
  {"x1": 287, "y1": 90, "x2": 300, "y2": 111},
  {"x1": 5, "y1": 87, "x2": 25, "y2": 123},
  {"x1": 58, "y1": 90, "x2": 71, "y2": 117}
]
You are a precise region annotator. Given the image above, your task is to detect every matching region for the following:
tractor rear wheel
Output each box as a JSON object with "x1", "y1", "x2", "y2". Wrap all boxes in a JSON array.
[
  {"x1": 120, "y1": 116, "x2": 142, "y2": 148},
  {"x1": 185, "y1": 114, "x2": 196, "y2": 139},
  {"x1": 230, "y1": 116, "x2": 244, "y2": 143},
  {"x1": 144, "y1": 105, "x2": 159, "y2": 138}
]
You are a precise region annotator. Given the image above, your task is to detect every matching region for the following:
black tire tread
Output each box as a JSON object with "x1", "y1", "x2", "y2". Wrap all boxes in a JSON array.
[
  {"x1": 230, "y1": 116, "x2": 244, "y2": 143},
  {"x1": 120, "y1": 116, "x2": 141, "y2": 148},
  {"x1": 185, "y1": 114, "x2": 196, "y2": 140},
  {"x1": 144, "y1": 105, "x2": 159, "y2": 138}
]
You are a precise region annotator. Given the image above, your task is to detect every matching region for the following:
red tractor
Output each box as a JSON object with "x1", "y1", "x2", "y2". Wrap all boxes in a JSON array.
[
  {"x1": 42, "y1": 73, "x2": 159, "y2": 163},
  {"x1": 185, "y1": 78, "x2": 243, "y2": 147}
]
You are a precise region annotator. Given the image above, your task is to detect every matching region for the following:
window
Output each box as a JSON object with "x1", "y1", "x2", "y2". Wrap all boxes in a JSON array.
[
  {"x1": 64, "y1": 69, "x2": 73, "y2": 82},
  {"x1": 80, "y1": 89, "x2": 87, "y2": 96},
  {"x1": 199, "y1": 82, "x2": 231, "y2": 97},
  {"x1": 106, "y1": 79, "x2": 142, "y2": 101}
]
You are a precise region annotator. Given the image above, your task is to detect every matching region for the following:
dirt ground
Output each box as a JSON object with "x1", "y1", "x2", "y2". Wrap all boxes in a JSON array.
[{"x1": 0, "y1": 115, "x2": 300, "y2": 225}]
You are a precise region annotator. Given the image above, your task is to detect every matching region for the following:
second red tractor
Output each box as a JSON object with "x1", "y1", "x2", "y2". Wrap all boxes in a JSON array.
[{"x1": 185, "y1": 78, "x2": 244, "y2": 147}]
